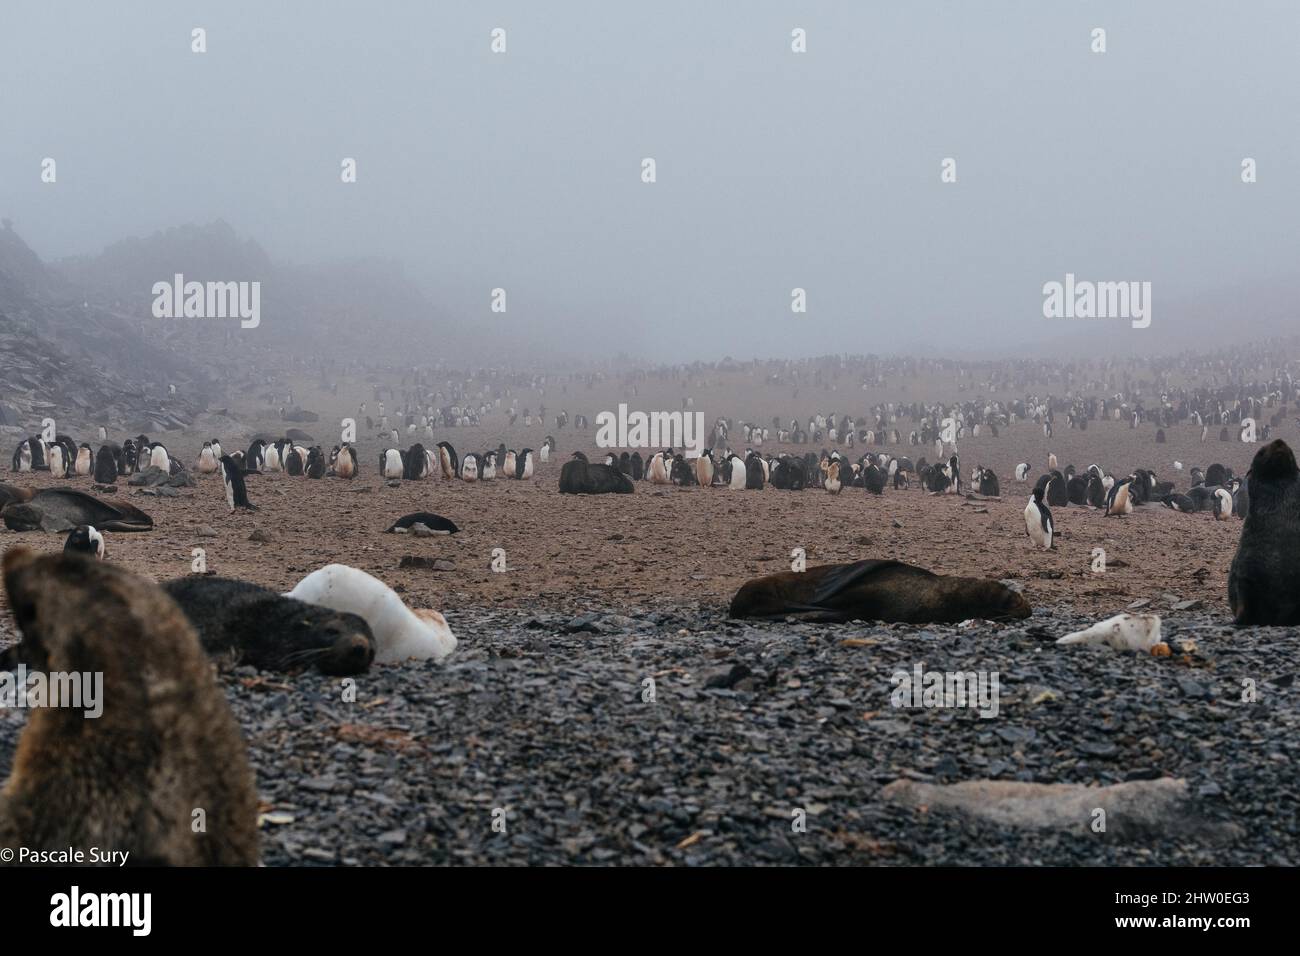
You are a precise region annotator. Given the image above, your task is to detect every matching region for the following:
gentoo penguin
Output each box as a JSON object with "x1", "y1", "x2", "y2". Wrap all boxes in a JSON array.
[
  {"x1": 460, "y1": 453, "x2": 480, "y2": 482},
  {"x1": 219, "y1": 455, "x2": 255, "y2": 511},
  {"x1": 1213, "y1": 487, "x2": 1233, "y2": 521},
  {"x1": 64, "y1": 524, "x2": 105, "y2": 559},
  {"x1": 74, "y1": 444, "x2": 94, "y2": 477},
  {"x1": 1105, "y1": 476, "x2": 1134, "y2": 516},
  {"x1": 823, "y1": 459, "x2": 842, "y2": 494},
  {"x1": 381, "y1": 448, "x2": 405, "y2": 479},
  {"x1": 1024, "y1": 487, "x2": 1054, "y2": 550},
  {"x1": 1014, "y1": 462, "x2": 1030, "y2": 482},
  {"x1": 197, "y1": 442, "x2": 220, "y2": 474}
]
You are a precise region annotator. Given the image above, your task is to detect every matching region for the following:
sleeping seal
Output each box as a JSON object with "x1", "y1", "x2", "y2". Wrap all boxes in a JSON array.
[
  {"x1": 1, "y1": 488, "x2": 153, "y2": 532},
  {"x1": 0, "y1": 548, "x2": 259, "y2": 866},
  {"x1": 1228, "y1": 439, "x2": 1300, "y2": 625},
  {"x1": 729, "y1": 559, "x2": 1031, "y2": 624},
  {"x1": 162, "y1": 577, "x2": 375, "y2": 675}
]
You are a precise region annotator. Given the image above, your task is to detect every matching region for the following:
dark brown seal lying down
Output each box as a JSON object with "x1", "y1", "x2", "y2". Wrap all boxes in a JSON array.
[
  {"x1": 728, "y1": 559, "x2": 1032, "y2": 624},
  {"x1": 1, "y1": 488, "x2": 153, "y2": 532}
]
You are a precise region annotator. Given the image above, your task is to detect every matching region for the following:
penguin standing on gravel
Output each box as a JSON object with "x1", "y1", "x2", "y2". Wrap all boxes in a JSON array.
[
  {"x1": 1025, "y1": 486, "x2": 1054, "y2": 550},
  {"x1": 1105, "y1": 475, "x2": 1134, "y2": 517},
  {"x1": 220, "y1": 455, "x2": 256, "y2": 511}
]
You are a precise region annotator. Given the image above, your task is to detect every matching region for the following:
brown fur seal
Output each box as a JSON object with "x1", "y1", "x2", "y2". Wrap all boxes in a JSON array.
[
  {"x1": 1, "y1": 488, "x2": 153, "y2": 533},
  {"x1": 162, "y1": 576, "x2": 375, "y2": 675},
  {"x1": 0, "y1": 548, "x2": 258, "y2": 865},
  {"x1": 729, "y1": 559, "x2": 1032, "y2": 624},
  {"x1": 1229, "y1": 439, "x2": 1300, "y2": 625}
]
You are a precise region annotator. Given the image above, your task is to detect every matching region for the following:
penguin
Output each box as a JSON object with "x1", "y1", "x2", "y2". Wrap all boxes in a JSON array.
[
  {"x1": 381, "y1": 448, "x2": 405, "y2": 479},
  {"x1": 726, "y1": 454, "x2": 747, "y2": 490},
  {"x1": 404, "y1": 443, "x2": 429, "y2": 480},
  {"x1": 460, "y1": 453, "x2": 480, "y2": 482},
  {"x1": 305, "y1": 446, "x2": 328, "y2": 479},
  {"x1": 11, "y1": 439, "x2": 32, "y2": 472},
  {"x1": 64, "y1": 524, "x2": 105, "y2": 559},
  {"x1": 823, "y1": 459, "x2": 842, "y2": 494},
  {"x1": 618, "y1": 452, "x2": 631, "y2": 476},
  {"x1": 694, "y1": 450, "x2": 715, "y2": 488},
  {"x1": 977, "y1": 467, "x2": 1000, "y2": 497},
  {"x1": 1014, "y1": 462, "x2": 1030, "y2": 483},
  {"x1": 1205, "y1": 463, "x2": 1230, "y2": 487},
  {"x1": 1161, "y1": 493, "x2": 1195, "y2": 513},
  {"x1": 1024, "y1": 487, "x2": 1054, "y2": 550},
  {"x1": 629, "y1": 451, "x2": 644, "y2": 481},
  {"x1": 332, "y1": 443, "x2": 357, "y2": 479},
  {"x1": 744, "y1": 453, "x2": 766, "y2": 490},
  {"x1": 647, "y1": 452, "x2": 671, "y2": 485},
  {"x1": 1086, "y1": 474, "x2": 1108, "y2": 508},
  {"x1": 93, "y1": 444, "x2": 120, "y2": 483},
  {"x1": 516, "y1": 448, "x2": 534, "y2": 480},
  {"x1": 210, "y1": 440, "x2": 224, "y2": 460},
  {"x1": 263, "y1": 441, "x2": 282, "y2": 472},
  {"x1": 74, "y1": 444, "x2": 94, "y2": 477},
  {"x1": 284, "y1": 446, "x2": 305, "y2": 476},
  {"x1": 503, "y1": 450, "x2": 517, "y2": 476},
  {"x1": 1105, "y1": 476, "x2": 1134, "y2": 516},
  {"x1": 219, "y1": 455, "x2": 256, "y2": 511},
  {"x1": 246, "y1": 439, "x2": 267, "y2": 473},
  {"x1": 197, "y1": 442, "x2": 219, "y2": 474},
  {"x1": 1155, "y1": 428, "x2": 1166, "y2": 444},
  {"x1": 1066, "y1": 474, "x2": 1088, "y2": 505},
  {"x1": 1213, "y1": 487, "x2": 1233, "y2": 521},
  {"x1": 1047, "y1": 453, "x2": 1058, "y2": 471},
  {"x1": 481, "y1": 452, "x2": 497, "y2": 480},
  {"x1": 47, "y1": 443, "x2": 67, "y2": 478},
  {"x1": 1232, "y1": 477, "x2": 1250, "y2": 518},
  {"x1": 436, "y1": 441, "x2": 458, "y2": 479},
  {"x1": 148, "y1": 443, "x2": 170, "y2": 474},
  {"x1": 862, "y1": 461, "x2": 887, "y2": 495}
]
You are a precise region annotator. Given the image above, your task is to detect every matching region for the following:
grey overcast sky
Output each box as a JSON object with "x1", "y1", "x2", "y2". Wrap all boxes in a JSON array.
[{"x1": 2, "y1": 1, "x2": 1297, "y2": 360}]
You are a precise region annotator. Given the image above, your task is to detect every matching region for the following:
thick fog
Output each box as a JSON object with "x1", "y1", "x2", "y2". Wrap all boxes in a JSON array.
[{"x1": 3, "y1": 0, "x2": 1297, "y2": 361}]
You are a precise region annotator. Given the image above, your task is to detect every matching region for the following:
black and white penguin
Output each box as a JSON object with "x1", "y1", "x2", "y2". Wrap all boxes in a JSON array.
[
  {"x1": 74, "y1": 443, "x2": 95, "y2": 477},
  {"x1": 1024, "y1": 487, "x2": 1054, "y2": 550},
  {"x1": 516, "y1": 448, "x2": 534, "y2": 480},
  {"x1": 460, "y1": 453, "x2": 480, "y2": 482},
  {"x1": 1232, "y1": 477, "x2": 1250, "y2": 518},
  {"x1": 305, "y1": 446, "x2": 328, "y2": 479},
  {"x1": 245, "y1": 439, "x2": 267, "y2": 473},
  {"x1": 210, "y1": 439, "x2": 224, "y2": 460},
  {"x1": 862, "y1": 461, "x2": 887, "y2": 495},
  {"x1": 1205, "y1": 463, "x2": 1230, "y2": 487},
  {"x1": 629, "y1": 452, "x2": 644, "y2": 481},
  {"x1": 1213, "y1": 487, "x2": 1233, "y2": 521},
  {"x1": 404, "y1": 443, "x2": 429, "y2": 480},
  {"x1": 481, "y1": 452, "x2": 497, "y2": 480},
  {"x1": 977, "y1": 467, "x2": 1000, "y2": 497},
  {"x1": 284, "y1": 446, "x2": 305, "y2": 476},
  {"x1": 332, "y1": 443, "x2": 358, "y2": 479},
  {"x1": 1086, "y1": 474, "x2": 1108, "y2": 508},
  {"x1": 1161, "y1": 493, "x2": 1195, "y2": 513},
  {"x1": 647, "y1": 451, "x2": 671, "y2": 485},
  {"x1": 219, "y1": 455, "x2": 255, "y2": 511},
  {"x1": 823, "y1": 459, "x2": 842, "y2": 494},
  {"x1": 437, "y1": 441, "x2": 458, "y2": 480},
  {"x1": 64, "y1": 524, "x2": 105, "y2": 559},
  {"x1": 1014, "y1": 462, "x2": 1030, "y2": 483},
  {"x1": 1105, "y1": 476, "x2": 1134, "y2": 517},
  {"x1": 197, "y1": 441, "x2": 220, "y2": 474},
  {"x1": 381, "y1": 448, "x2": 405, "y2": 479},
  {"x1": 47, "y1": 442, "x2": 67, "y2": 478},
  {"x1": 11, "y1": 439, "x2": 33, "y2": 472},
  {"x1": 149, "y1": 442, "x2": 171, "y2": 473}
]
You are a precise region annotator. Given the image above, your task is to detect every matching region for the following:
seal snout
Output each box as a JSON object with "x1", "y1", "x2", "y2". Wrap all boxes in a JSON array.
[{"x1": 323, "y1": 632, "x2": 375, "y2": 675}]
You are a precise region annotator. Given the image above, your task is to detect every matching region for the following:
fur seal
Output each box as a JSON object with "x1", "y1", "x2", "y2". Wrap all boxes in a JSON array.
[
  {"x1": 1, "y1": 488, "x2": 153, "y2": 533},
  {"x1": 286, "y1": 564, "x2": 457, "y2": 663},
  {"x1": 1228, "y1": 439, "x2": 1300, "y2": 625},
  {"x1": 559, "y1": 453, "x2": 634, "y2": 494},
  {"x1": 728, "y1": 559, "x2": 1031, "y2": 624},
  {"x1": 0, "y1": 548, "x2": 259, "y2": 865},
  {"x1": 162, "y1": 577, "x2": 375, "y2": 675}
]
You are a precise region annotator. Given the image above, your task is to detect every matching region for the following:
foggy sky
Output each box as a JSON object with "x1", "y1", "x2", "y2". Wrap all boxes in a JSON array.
[{"x1": 3, "y1": 1, "x2": 1298, "y2": 361}]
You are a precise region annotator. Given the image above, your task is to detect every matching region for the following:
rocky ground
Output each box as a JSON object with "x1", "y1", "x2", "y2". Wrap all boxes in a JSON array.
[{"x1": 0, "y1": 371, "x2": 1296, "y2": 865}]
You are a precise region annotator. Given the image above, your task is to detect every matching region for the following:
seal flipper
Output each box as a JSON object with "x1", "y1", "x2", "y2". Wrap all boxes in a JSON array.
[{"x1": 807, "y1": 559, "x2": 930, "y2": 607}]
